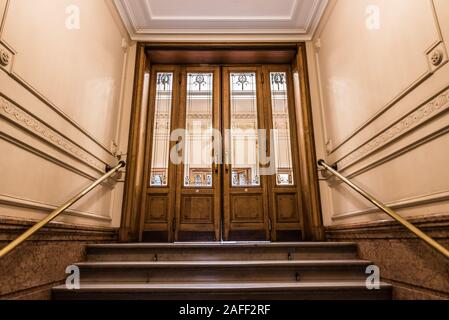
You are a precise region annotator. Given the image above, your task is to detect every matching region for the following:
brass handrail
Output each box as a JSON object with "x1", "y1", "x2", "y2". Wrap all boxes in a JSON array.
[
  {"x1": 318, "y1": 159, "x2": 449, "y2": 260},
  {"x1": 0, "y1": 161, "x2": 126, "y2": 259}
]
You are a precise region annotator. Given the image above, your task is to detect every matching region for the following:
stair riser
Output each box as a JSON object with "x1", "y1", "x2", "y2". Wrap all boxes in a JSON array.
[
  {"x1": 54, "y1": 243, "x2": 391, "y2": 301},
  {"x1": 76, "y1": 266, "x2": 370, "y2": 283},
  {"x1": 53, "y1": 288, "x2": 392, "y2": 300},
  {"x1": 87, "y1": 248, "x2": 358, "y2": 262}
]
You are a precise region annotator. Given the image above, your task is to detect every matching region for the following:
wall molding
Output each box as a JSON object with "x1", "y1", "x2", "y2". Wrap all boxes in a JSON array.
[
  {"x1": 336, "y1": 86, "x2": 449, "y2": 170},
  {"x1": 315, "y1": 0, "x2": 448, "y2": 156},
  {"x1": 0, "y1": 132, "x2": 102, "y2": 182},
  {"x1": 113, "y1": 0, "x2": 329, "y2": 41},
  {"x1": 0, "y1": 0, "x2": 9, "y2": 38},
  {"x1": 5, "y1": 65, "x2": 117, "y2": 158},
  {"x1": 332, "y1": 122, "x2": 449, "y2": 181},
  {"x1": 332, "y1": 189, "x2": 449, "y2": 221},
  {"x1": 0, "y1": 94, "x2": 108, "y2": 173},
  {"x1": 0, "y1": 194, "x2": 112, "y2": 223},
  {"x1": 0, "y1": 0, "x2": 120, "y2": 158}
]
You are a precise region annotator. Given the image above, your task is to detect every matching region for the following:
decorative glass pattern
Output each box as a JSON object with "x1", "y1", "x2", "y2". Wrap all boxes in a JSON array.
[
  {"x1": 230, "y1": 73, "x2": 260, "y2": 187},
  {"x1": 150, "y1": 73, "x2": 173, "y2": 187},
  {"x1": 184, "y1": 73, "x2": 214, "y2": 187},
  {"x1": 270, "y1": 72, "x2": 294, "y2": 186}
]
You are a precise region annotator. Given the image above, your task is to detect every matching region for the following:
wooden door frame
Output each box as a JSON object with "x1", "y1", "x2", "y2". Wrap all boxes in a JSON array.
[
  {"x1": 120, "y1": 42, "x2": 324, "y2": 242},
  {"x1": 138, "y1": 65, "x2": 181, "y2": 242},
  {"x1": 262, "y1": 65, "x2": 304, "y2": 241}
]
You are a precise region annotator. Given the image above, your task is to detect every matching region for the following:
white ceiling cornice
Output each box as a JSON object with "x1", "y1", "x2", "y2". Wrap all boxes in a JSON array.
[{"x1": 113, "y1": 0, "x2": 329, "y2": 42}]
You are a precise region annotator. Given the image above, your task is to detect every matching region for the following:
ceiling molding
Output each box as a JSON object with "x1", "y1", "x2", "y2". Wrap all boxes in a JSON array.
[{"x1": 113, "y1": 0, "x2": 329, "y2": 42}]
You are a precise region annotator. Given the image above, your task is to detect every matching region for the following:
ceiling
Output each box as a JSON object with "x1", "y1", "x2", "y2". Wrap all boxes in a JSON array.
[{"x1": 114, "y1": 0, "x2": 328, "y2": 41}]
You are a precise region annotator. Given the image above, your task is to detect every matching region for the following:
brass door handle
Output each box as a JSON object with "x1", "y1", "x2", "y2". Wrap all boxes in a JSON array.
[{"x1": 214, "y1": 156, "x2": 219, "y2": 174}]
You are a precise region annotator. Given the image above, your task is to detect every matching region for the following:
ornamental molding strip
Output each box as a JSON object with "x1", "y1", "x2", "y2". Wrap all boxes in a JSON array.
[
  {"x1": 113, "y1": 0, "x2": 329, "y2": 41},
  {"x1": 0, "y1": 95, "x2": 106, "y2": 172},
  {"x1": 337, "y1": 88, "x2": 449, "y2": 169}
]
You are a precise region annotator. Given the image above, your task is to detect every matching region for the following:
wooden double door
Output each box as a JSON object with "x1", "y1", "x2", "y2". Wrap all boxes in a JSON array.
[{"x1": 140, "y1": 65, "x2": 303, "y2": 242}]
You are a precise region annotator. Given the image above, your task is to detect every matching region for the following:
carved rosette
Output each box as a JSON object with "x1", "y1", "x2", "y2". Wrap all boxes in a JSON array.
[{"x1": 0, "y1": 49, "x2": 10, "y2": 67}]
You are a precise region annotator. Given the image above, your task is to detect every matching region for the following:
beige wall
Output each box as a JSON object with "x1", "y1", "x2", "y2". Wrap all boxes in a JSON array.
[
  {"x1": 309, "y1": 0, "x2": 449, "y2": 226},
  {"x1": 0, "y1": 0, "x2": 136, "y2": 228}
]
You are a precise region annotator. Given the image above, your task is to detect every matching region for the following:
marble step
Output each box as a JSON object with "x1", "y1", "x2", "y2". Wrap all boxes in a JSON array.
[
  {"x1": 86, "y1": 242, "x2": 359, "y2": 262},
  {"x1": 73, "y1": 260, "x2": 372, "y2": 283},
  {"x1": 53, "y1": 281, "x2": 392, "y2": 300}
]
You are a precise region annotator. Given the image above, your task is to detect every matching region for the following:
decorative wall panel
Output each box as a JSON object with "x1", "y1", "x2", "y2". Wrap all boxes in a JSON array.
[
  {"x1": 0, "y1": 0, "x2": 134, "y2": 228},
  {"x1": 315, "y1": 0, "x2": 446, "y2": 154},
  {"x1": 310, "y1": 0, "x2": 449, "y2": 226}
]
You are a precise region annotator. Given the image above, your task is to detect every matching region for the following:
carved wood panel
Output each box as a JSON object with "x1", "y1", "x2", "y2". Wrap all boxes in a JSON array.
[
  {"x1": 141, "y1": 63, "x2": 304, "y2": 242},
  {"x1": 230, "y1": 195, "x2": 264, "y2": 223},
  {"x1": 275, "y1": 193, "x2": 299, "y2": 223},
  {"x1": 145, "y1": 196, "x2": 168, "y2": 223},
  {"x1": 180, "y1": 195, "x2": 214, "y2": 224}
]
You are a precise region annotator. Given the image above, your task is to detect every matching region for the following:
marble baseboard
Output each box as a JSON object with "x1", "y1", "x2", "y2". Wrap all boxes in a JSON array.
[
  {"x1": 0, "y1": 217, "x2": 118, "y2": 300},
  {"x1": 326, "y1": 215, "x2": 449, "y2": 300}
]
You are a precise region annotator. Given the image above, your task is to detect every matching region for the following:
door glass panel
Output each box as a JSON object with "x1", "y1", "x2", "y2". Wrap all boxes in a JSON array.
[
  {"x1": 270, "y1": 72, "x2": 294, "y2": 186},
  {"x1": 230, "y1": 73, "x2": 260, "y2": 187},
  {"x1": 150, "y1": 73, "x2": 173, "y2": 187},
  {"x1": 184, "y1": 73, "x2": 214, "y2": 187}
]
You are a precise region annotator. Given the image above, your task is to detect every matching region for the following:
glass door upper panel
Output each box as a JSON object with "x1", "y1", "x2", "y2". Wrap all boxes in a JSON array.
[
  {"x1": 229, "y1": 72, "x2": 260, "y2": 187},
  {"x1": 269, "y1": 72, "x2": 294, "y2": 186},
  {"x1": 184, "y1": 73, "x2": 214, "y2": 188},
  {"x1": 150, "y1": 72, "x2": 174, "y2": 187}
]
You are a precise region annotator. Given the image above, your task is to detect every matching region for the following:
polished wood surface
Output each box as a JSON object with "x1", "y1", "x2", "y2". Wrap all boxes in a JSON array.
[
  {"x1": 293, "y1": 44, "x2": 324, "y2": 241},
  {"x1": 120, "y1": 44, "x2": 148, "y2": 242},
  {"x1": 122, "y1": 42, "x2": 323, "y2": 243},
  {"x1": 147, "y1": 49, "x2": 297, "y2": 65},
  {"x1": 262, "y1": 65, "x2": 304, "y2": 241},
  {"x1": 222, "y1": 66, "x2": 270, "y2": 241},
  {"x1": 141, "y1": 64, "x2": 304, "y2": 242},
  {"x1": 140, "y1": 66, "x2": 181, "y2": 242},
  {"x1": 174, "y1": 67, "x2": 222, "y2": 241},
  {"x1": 145, "y1": 43, "x2": 297, "y2": 65}
]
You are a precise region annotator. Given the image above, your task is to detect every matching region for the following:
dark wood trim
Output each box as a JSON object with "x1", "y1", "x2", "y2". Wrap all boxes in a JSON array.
[
  {"x1": 145, "y1": 43, "x2": 298, "y2": 65},
  {"x1": 140, "y1": 65, "x2": 181, "y2": 242},
  {"x1": 294, "y1": 43, "x2": 324, "y2": 241},
  {"x1": 144, "y1": 42, "x2": 299, "y2": 50},
  {"x1": 119, "y1": 44, "x2": 149, "y2": 242},
  {"x1": 174, "y1": 66, "x2": 222, "y2": 241},
  {"x1": 262, "y1": 65, "x2": 304, "y2": 241}
]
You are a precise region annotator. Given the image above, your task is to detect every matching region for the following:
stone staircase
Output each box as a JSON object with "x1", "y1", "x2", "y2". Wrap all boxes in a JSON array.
[{"x1": 52, "y1": 242, "x2": 392, "y2": 300}]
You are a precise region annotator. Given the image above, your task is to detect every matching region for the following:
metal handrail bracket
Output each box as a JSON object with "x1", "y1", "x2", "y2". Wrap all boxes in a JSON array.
[
  {"x1": 318, "y1": 159, "x2": 449, "y2": 260},
  {"x1": 0, "y1": 161, "x2": 126, "y2": 259}
]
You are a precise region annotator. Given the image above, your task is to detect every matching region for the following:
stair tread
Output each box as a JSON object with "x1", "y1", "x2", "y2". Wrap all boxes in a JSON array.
[
  {"x1": 87, "y1": 242, "x2": 357, "y2": 250},
  {"x1": 75, "y1": 259, "x2": 372, "y2": 268},
  {"x1": 53, "y1": 281, "x2": 392, "y2": 292}
]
